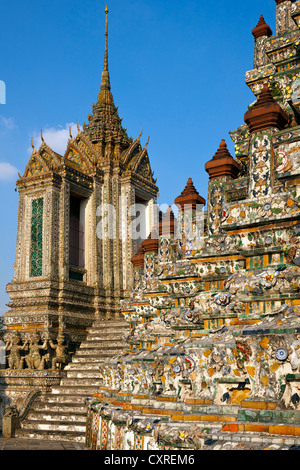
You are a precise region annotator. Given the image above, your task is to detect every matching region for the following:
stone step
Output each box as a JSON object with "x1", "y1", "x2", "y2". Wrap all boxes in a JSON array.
[
  {"x1": 86, "y1": 327, "x2": 128, "y2": 336},
  {"x1": 66, "y1": 362, "x2": 106, "y2": 371},
  {"x1": 15, "y1": 428, "x2": 85, "y2": 443},
  {"x1": 90, "y1": 321, "x2": 128, "y2": 328},
  {"x1": 66, "y1": 369, "x2": 103, "y2": 379},
  {"x1": 71, "y1": 360, "x2": 112, "y2": 367},
  {"x1": 79, "y1": 341, "x2": 125, "y2": 349},
  {"x1": 74, "y1": 348, "x2": 121, "y2": 357},
  {"x1": 72, "y1": 355, "x2": 117, "y2": 363},
  {"x1": 26, "y1": 410, "x2": 87, "y2": 424},
  {"x1": 20, "y1": 419, "x2": 86, "y2": 434},
  {"x1": 87, "y1": 324, "x2": 128, "y2": 331},
  {"x1": 51, "y1": 385, "x2": 99, "y2": 395},
  {"x1": 41, "y1": 394, "x2": 87, "y2": 405},
  {"x1": 86, "y1": 332, "x2": 127, "y2": 339},
  {"x1": 60, "y1": 378, "x2": 102, "y2": 387},
  {"x1": 34, "y1": 402, "x2": 87, "y2": 414},
  {"x1": 85, "y1": 327, "x2": 126, "y2": 334}
]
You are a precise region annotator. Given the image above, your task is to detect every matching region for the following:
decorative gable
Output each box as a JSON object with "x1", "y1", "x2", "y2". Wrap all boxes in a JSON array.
[
  {"x1": 66, "y1": 148, "x2": 88, "y2": 170},
  {"x1": 135, "y1": 154, "x2": 152, "y2": 180},
  {"x1": 25, "y1": 155, "x2": 46, "y2": 177}
]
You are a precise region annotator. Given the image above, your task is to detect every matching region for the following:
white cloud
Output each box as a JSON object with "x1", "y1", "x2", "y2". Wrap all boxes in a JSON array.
[
  {"x1": 0, "y1": 162, "x2": 18, "y2": 181},
  {"x1": 0, "y1": 116, "x2": 16, "y2": 130},
  {"x1": 31, "y1": 122, "x2": 80, "y2": 155}
]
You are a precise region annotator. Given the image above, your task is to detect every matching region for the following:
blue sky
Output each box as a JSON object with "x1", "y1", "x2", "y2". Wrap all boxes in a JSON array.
[{"x1": 0, "y1": 0, "x2": 277, "y2": 315}]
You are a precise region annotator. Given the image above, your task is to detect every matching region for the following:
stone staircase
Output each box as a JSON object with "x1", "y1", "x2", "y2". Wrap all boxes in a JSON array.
[{"x1": 15, "y1": 319, "x2": 129, "y2": 443}]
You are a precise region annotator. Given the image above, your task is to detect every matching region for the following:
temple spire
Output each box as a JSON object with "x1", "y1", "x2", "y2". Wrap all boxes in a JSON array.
[
  {"x1": 99, "y1": 5, "x2": 112, "y2": 95},
  {"x1": 84, "y1": 5, "x2": 130, "y2": 147},
  {"x1": 104, "y1": 5, "x2": 109, "y2": 73}
]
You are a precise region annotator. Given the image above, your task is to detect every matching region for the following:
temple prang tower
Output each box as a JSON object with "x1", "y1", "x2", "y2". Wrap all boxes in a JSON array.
[{"x1": 4, "y1": 8, "x2": 159, "y2": 350}]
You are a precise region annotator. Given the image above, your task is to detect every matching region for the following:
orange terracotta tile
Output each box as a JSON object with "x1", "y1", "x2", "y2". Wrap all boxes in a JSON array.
[
  {"x1": 202, "y1": 415, "x2": 219, "y2": 422},
  {"x1": 222, "y1": 423, "x2": 239, "y2": 433},
  {"x1": 266, "y1": 402, "x2": 278, "y2": 410},
  {"x1": 144, "y1": 409, "x2": 183, "y2": 416},
  {"x1": 220, "y1": 416, "x2": 237, "y2": 423},
  {"x1": 245, "y1": 424, "x2": 268, "y2": 433},
  {"x1": 156, "y1": 396, "x2": 177, "y2": 402},
  {"x1": 183, "y1": 415, "x2": 203, "y2": 422},
  {"x1": 185, "y1": 399, "x2": 212, "y2": 405},
  {"x1": 241, "y1": 400, "x2": 267, "y2": 410},
  {"x1": 269, "y1": 425, "x2": 295, "y2": 436}
]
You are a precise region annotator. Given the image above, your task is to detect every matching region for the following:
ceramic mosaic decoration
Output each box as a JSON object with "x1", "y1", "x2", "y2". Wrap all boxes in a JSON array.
[{"x1": 84, "y1": 0, "x2": 300, "y2": 451}]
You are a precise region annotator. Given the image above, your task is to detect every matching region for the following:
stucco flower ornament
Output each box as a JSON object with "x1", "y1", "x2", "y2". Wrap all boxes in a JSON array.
[
  {"x1": 258, "y1": 269, "x2": 279, "y2": 289},
  {"x1": 253, "y1": 200, "x2": 273, "y2": 218},
  {"x1": 215, "y1": 292, "x2": 231, "y2": 307},
  {"x1": 276, "y1": 150, "x2": 289, "y2": 173}
]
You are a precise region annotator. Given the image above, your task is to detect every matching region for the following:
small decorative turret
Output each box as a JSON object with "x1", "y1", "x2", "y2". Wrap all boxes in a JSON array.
[
  {"x1": 142, "y1": 232, "x2": 159, "y2": 253},
  {"x1": 252, "y1": 15, "x2": 273, "y2": 39},
  {"x1": 131, "y1": 244, "x2": 145, "y2": 268},
  {"x1": 131, "y1": 229, "x2": 159, "y2": 268},
  {"x1": 159, "y1": 206, "x2": 175, "y2": 236},
  {"x1": 205, "y1": 140, "x2": 241, "y2": 180},
  {"x1": 244, "y1": 84, "x2": 289, "y2": 133},
  {"x1": 175, "y1": 178, "x2": 206, "y2": 211}
]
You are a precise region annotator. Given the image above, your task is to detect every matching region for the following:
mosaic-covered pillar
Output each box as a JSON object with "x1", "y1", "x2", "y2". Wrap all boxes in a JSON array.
[
  {"x1": 244, "y1": 83, "x2": 289, "y2": 200},
  {"x1": 58, "y1": 178, "x2": 70, "y2": 282},
  {"x1": 248, "y1": 132, "x2": 273, "y2": 199},
  {"x1": 174, "y1": 178, "x2": 206, "y2": 256},
  {"x1": 120, "y1": 180, "x2": 136, "y2": 293},
  {"x1": 252, "y1": 15, "x2": 273, "y2": 69},
  {"x1": 101, "y1": 162, "x2": 114, "y2": 293},
  {"x1": 275, "y1": 0, "x2": 296, "y2": 35},
  {"x1": 12, "y1": 180, "x2": 59, "y2": 283},
  {"x1": 158, "y1": 206, "x2": 175, "y2": 264},
  {"x1": 112, "y1": 164, "x2": 122, "y2": 293},
  {"x1": 205, "y1": 140, "x2": 241, "y2": 236}
]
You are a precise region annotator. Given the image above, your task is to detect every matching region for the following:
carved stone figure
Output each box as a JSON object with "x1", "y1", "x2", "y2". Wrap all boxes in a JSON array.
[
  {"x1": 25, "y1": 331, "x2": 49, "y2": 370},
  {"x1": 49, "y1": 331, "x2": 68, "y2": 370},
  {"x1": 5, "y1": 332, "x2": 27, "y2": 370}
]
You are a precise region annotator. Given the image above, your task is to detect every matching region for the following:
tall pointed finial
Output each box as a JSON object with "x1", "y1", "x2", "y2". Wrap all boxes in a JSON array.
[
  {"x1": 104, "y1": 5, "x2": 109, "y2": 72},
  {"x1": 99, "y1": 4, "x2": 111, "y2": 94}
]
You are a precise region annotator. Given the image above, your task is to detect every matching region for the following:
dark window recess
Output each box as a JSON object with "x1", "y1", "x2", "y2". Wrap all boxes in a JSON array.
[
  {"x1": 69, "y1": 270, "x2": 84, "y2": 282},
  {"x1": 69, "y1": 196, "x2": 84, "y2": 268}
]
